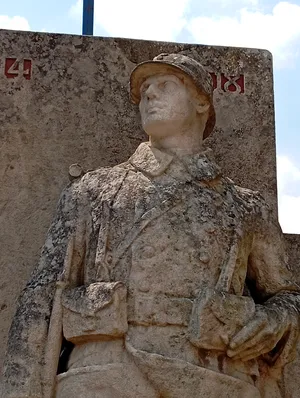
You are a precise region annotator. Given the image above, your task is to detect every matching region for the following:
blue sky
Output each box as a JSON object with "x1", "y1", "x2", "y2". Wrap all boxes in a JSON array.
[{"x1": 1, "y1": 0, "x2": 300, "y2": 233}]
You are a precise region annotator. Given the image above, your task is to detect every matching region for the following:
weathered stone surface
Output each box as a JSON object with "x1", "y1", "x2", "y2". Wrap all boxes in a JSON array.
[
  {"x1": 281, "y1": 234, "x2": 300, "y2": 398},
  {"x1": 1, "y1": 29, "x2": 299, "y2": 397},
  {"x1": 5, "y1": 141, "x2": 299, "y2": 396},
  {"x1": 2, "y1": 43, "x2": 300, "y2": 397},
  {"x1": 285, "y1": 234, "x2": 300, "y2": 284}
]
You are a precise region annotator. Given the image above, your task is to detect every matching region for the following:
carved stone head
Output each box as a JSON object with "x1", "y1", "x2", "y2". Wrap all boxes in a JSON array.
[{"x1": 130, "y1": 53, "x2": 216, "y2": 140}]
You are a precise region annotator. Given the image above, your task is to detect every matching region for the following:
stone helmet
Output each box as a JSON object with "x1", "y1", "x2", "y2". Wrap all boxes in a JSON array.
[{"x1": 130, "y1": 53, "x2": 216, "y2": 140}]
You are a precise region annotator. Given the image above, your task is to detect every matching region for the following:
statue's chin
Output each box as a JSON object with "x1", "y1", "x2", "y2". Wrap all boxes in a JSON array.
[{"x1": 143, "y1": 119, "x2": 179, "y2": 140}]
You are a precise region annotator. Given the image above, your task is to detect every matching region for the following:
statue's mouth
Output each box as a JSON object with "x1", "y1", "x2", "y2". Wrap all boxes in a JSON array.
[{"x1": 146, "y1": 102, "x2": 164, "y2": 113}]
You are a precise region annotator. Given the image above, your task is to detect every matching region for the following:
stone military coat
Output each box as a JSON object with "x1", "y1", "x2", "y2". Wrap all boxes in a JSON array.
[{"x1": 3, "y1": 142, "x2": 300, "y2": 397}]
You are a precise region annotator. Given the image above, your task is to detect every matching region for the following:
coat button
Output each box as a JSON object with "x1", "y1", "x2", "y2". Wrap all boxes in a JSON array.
[
  {"x1": 139, "y1": 245, "x2": 155, "y2": 259},
  {"x1": 205, "y1": 224, "x2": 216, "y2": 234},
  {"x1": 199, "y1": 251, "x2": 210, "y2": 263},
  {"x1": 106, "y1": 253, "x2": 113, "y2": 264},
  {"x1": 138, "y1": 281, "x2": 150, "y2": 292}
]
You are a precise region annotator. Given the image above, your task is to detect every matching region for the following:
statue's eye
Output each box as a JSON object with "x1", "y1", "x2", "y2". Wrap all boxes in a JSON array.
[
  {"x1": 140, "y1": 84, "x2": 149, "y2": 94},
  {"x1": 158, "y1": 81, "x2": 168, "y2": 90}
]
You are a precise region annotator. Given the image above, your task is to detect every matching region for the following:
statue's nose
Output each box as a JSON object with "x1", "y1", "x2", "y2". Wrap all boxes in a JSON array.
[{"x1": 145, "y1": 84, "x2": 158, "y2": 100}]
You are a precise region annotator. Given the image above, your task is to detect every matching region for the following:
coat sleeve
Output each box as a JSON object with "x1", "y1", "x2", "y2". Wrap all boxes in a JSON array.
[
  {"x1": 247, "y1": 195, "x2": 300, "y2": 367},
  {"x1": 2, "y1": 177, "x2": 87, "y2": 398}
]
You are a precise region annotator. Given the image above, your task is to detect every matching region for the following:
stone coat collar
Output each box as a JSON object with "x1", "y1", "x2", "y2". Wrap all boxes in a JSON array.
[{"x1": 129, "y1": 142, "x2": 222, "y2": 182}]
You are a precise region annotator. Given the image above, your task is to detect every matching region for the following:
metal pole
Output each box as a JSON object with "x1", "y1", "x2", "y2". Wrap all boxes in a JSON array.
[{"x1": 82, "y1": 0, "x2": 94, "y2": 35}]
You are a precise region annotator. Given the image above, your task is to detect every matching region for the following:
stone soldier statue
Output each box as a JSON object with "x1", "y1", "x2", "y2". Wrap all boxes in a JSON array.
[{"x1": 3, "y1": 53, "x2": 300, "y2": 398}]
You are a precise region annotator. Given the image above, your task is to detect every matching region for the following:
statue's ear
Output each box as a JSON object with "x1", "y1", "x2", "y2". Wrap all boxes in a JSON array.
[{"x1": 194, "y1": 95, "x2": 210, "y2": 115}]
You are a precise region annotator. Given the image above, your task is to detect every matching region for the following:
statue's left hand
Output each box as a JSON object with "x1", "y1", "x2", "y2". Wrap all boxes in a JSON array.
[{"x1": 226, "y1": 305, "x2": 289, "y2": 362}]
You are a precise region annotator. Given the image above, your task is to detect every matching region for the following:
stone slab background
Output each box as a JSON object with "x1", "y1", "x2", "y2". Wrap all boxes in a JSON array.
[{"x1": 0, "y1": 29, "x2": 299, "y2": 394}]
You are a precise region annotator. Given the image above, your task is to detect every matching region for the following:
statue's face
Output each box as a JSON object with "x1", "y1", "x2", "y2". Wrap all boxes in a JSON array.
[{"x1": 139, "y1": 73, "x2": 198, "y2": 139}]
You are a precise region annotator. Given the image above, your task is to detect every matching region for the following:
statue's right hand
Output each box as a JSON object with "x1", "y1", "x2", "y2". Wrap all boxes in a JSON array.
[
  {"x1": 227, "y1": 304, "x2": 289, "y2": 362},
  {"x1": 188, "y1": 288, "x2": 255, "y2": 351}
]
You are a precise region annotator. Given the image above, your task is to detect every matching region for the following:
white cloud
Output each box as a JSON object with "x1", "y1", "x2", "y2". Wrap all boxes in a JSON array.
[
  {"x1": 70, "y1": 0, "x2": 190, "y2": 41},
  {"x1": 69, "y1": 1, "x2": 300, "y2": 68},
  {"x1": 277, "y1": 155, "x2": 300, "y2": 192},
  {"x1": 279, "y1": 194, "x2": 300, "y2": 233},
  {"x1": 206, "y1": 0, "x2": 258, "y2": 6},
  {"x1": 277, "y1": 155, "x2": 300, "y2": 233},
  {"x1": 70, "y1": 0, "x2": 82, "y2": 17},
  {"x1": 0, "y1": 15, "x2": 30, "y2": 31},
  {"x1": 187, "y1": 2, "x2": 300, "y2": 68}
]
